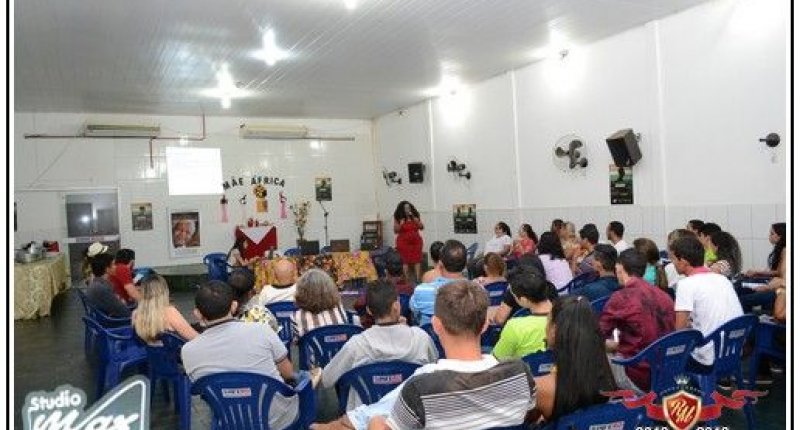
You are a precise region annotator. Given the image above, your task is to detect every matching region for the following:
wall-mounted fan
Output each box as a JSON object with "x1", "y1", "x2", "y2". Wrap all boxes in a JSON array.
[
  {"x1": 382, "y1": 168, "x2": 402, "y2": 186},
  {"x1": 552, "y1": 134, "x2": 589, "y2": 172}
]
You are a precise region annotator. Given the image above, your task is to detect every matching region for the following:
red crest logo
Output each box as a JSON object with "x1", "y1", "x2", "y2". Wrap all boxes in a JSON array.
[{"x1": 663, "y1": 390, "x2": 702, "y2": 430}]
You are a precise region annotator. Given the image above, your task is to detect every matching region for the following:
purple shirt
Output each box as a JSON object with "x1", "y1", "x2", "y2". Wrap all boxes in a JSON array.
[{"x1": 539, "y1": 254, "x2": 573, "y2": 291}]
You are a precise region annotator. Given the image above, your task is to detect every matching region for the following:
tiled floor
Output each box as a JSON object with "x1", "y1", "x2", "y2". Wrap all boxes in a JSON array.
[{"x1": 14, "y1": 287, "x2": 787, "y2": 429}]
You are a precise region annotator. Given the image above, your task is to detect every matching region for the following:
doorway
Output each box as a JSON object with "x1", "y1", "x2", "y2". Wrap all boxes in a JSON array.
[{"x1": 63, "y1": 190, "x2": 120, "y2": 283}]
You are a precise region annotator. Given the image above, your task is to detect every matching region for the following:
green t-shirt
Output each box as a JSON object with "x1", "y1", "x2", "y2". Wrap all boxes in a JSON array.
[
  {"x1": 704, "y1": 249, "x2": 717, "y2": 265},
  {"x1": 492, "y1": 314, "x2": 548, "y2": 359}
]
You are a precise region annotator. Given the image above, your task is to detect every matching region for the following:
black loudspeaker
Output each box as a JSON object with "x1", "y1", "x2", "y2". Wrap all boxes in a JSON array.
[
  {"x1": 606, "y1": 129, "x2": 642, "y2": 167},
  {"x1": 408, "y1": 162, "x2": 425, "y2": 183}
]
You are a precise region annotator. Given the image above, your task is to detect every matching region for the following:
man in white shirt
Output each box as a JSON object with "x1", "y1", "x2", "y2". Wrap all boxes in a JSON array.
[
  {"x1": 606, "y1": 221, "x2": 631, "y2": 253},
  {"x1": 670, "y1": 236, "x2": 743, "y2": 369},
  {"x1": 258, "y1": 258, "x2": 298, "y2": 304}
]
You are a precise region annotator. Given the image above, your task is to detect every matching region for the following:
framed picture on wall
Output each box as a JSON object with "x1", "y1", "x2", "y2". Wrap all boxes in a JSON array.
[
  {"x1": 315, "y1": 177, "x2": 332, "y2": 201},
  {"x1": 169, "y1": 209, "x2": 202, "y2": 258},
  {"x1": 609, "y1": 164, "x2": 634, "y2": 205},
  {"x1": 131, "y1": 203, "x2": 153, "y2": 231},
  {"x1": 453, "y1": 204, "x2": 477, "y2": 234}
]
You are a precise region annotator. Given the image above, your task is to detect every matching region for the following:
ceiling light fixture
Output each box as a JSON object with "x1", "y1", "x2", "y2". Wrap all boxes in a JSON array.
[
  {"x1": 343, "y1": 0, "x2": 357, "y2": 10},
  {"x1": 200, "y1": 63, "x2": 250, "y2": 109},
  {"x1": 253, "y1": 29, "x2": 289, "y2": 66}
]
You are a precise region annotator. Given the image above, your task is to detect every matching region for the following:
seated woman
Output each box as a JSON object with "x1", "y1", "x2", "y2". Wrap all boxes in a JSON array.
[
  {"x1": 485, "y1": 222, "x2": 514, "y2": 257},
  {"x1": 707, "y1": 231, "x2": 742, "y2": 278},
  {"x1": 420, "y1": 241, "x2": 444, "y2": 283},
  {"x1": 132, "y1": 274, "x2": 198, "y2": 343},
  {"x1": 226, "y1": 236, "x2": 256, "y2": 267},
  {"x1": 228, "y1": 268, "x2": 280, "y2": 334},
  {"x1": 531, "y1": 296, "x2": 618, "y2": 424},
  {"x1": 492, "y1": 272, "x2": 551, "y2": 359},
  {"x1": 293, "y1": 269, "x2": 359, "y2": 340},
  {"x1": 511, "y1": 224, "x2": 538, "y2": 258},
  {"x1": 474, "y1": 252, "x2": 507, "y2": 287},
  {"x1": 559, "y1": 221, "x2": 581, "y2": 262},
  {"x1": 740, "y1": 222, "x2": 786, "y2": 313},
  {"x1": 632, "y1": 238, "x2": 669, "y2": 291},
  {"x1": 537, "y1": 232, "x2": 574, "y2": 292}
]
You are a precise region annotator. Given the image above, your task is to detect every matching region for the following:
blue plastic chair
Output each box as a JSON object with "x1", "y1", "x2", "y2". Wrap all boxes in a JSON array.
[
  {"x1": 398, "y1": 294, "x2": 412, "y2": 324},
  {"x1": 75, "y1": 288, "x2": 100, "y2": 357},
  {"x1": 481, "y1": 324, "x2": 503, "y2": 354},
  {"x1": 203, "y1": 253, "x2": 231, "y2": 282},
  {"x1": 689, "y1": 314, "x2": 758, "y2": 429},
  {"x1": 83, "y1": 317, "x2": 147, "y2": 400},
  {"x1": 558, "y1": 271, "x2": 598, "y2": 295},
  {"x1": 611, "y1": 329, "x2": 703, "y2": 398},
  {"x1": 145, "y1": 332, "x2": 191, "y2": 430},
  {"x1": 298, "y1": 324, "x2": 364, "y2": 370},
  {"x1": 541, "y1": 400, "x2": 650, "y2": 430},
  {"x1": 334, "y1": 360, "x2": 422, "y2": 414},
  {"x1": 321, "y1": 245, "x2": 332, "y2": 254},
  {"x1": 133, "y1": 266, "x2": 155, "y2": 280},
  {"x1": 590, "y1": 295, "x2": 611, "y2": 316},
  {"x1": 484, "y1": 281, "x2": 509, "y2": 307},
  {"x1": 420, "y1": 323, "x2": 446, "y2": 359},
  {"x1": 193, "y1": 371, "x2": 316, "y2": 430},
  {"x1": 749, "y1": 318, "x2": 785, "y2": 390},
  {"x1": 283, "y1": 247, "x2": 301, "y2": 257},
  {"x1": 466, "y1": 242, "x2": 479, "y2": 261},
  {"x1": 522, "y1": 350, "x2": 555, "y2": 376},
  {"x1": 512, "y1": 308, "x2": 531, "y2": 318},
  {"x1": 265, "y1": 301, "x2": 298, "y2": 358}
]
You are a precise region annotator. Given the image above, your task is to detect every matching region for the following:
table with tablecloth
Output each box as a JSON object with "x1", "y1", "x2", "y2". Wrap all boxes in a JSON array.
[
  {"x1": 14, "y1": 253, "x2": 69, "y2": 320},
  {"x1": 252, "y1": 251, "x2": 378, "y2": 291}
]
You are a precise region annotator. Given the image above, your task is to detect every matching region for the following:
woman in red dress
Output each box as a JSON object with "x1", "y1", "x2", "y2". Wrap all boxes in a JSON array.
[{"x1": 393, "y1": 201, "x2": 424, "y2": 283}]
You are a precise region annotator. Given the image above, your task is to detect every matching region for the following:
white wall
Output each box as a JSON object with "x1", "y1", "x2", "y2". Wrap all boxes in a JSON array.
[
  {"x1": 14, "y1": 112, "x2": 378, "y2": 268},
  {"x1": 373, "y1": 0, "x2": 787, "y2": 270}
]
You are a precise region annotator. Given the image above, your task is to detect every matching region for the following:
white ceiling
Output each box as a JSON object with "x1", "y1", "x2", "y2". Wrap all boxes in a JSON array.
[{"x1": 15, "y1": 0, "x2": 709, "y2": 119}]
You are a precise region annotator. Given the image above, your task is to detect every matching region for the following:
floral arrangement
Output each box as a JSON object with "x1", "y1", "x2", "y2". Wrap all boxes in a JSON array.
[{"x1": 290, "y1": 200, "x2": 311, "y2": 241}]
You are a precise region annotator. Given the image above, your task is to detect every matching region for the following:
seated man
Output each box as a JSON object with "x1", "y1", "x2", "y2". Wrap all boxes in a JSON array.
[
  {"x1": 355, "y1": 253, "x2": 413, "y2": 328},
  {"x1": 313, "y1": 280, "x2": 536, "y2": 430},
  {"x1": 182, "y1": 280, "x2": 298, "y2": 429},
  {"x1": 322, "y1": 280, "x2": 438, "y2": 409},
  {"x1": 420, "y1": 241, "x2": 444, "y2": 283},
  {"x1": 371, "y1": 280, "x2": 536, "y2": 429},
  {"x1": 599, "y1": 249, "x2": 675, "y2": 392},
  {"x1": 571, "y1": 244, "x2": 619, "y2": 301},
  {"x1": 85, "y1": 253, "x2": 131, "y2": 319},
  {"x1": 409, "y1": 240, "x2": 467, "y2": 325},
  {"x1": 258, "y1": 258, "x2": 298, "y2": 305},
  {"x1": 109, "y1": 248, "x2": 140, "y2": 304},
  {"x1": 671, "y1": 236, "x2": 743, "y2": 371}
]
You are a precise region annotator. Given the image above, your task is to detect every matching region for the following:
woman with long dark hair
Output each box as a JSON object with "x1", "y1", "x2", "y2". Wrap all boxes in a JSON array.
[
  {"x1": 532, "y1": 296, "x2": 617, "y2": 423},
  {"x1": 633, "y1": 237, "x2": 669, "y2": 290},
  {"x1": 537, "y1": 232, "x2": 573, "y2": 292},
  {"x1": 745, "y1": 222, "x2": 786, "y2": 278},
  {"x1": 512, "y1": 224, "x2": 538, "y2": 258},
  {"x1": 708, "y1": 231, "x2": 742, "y2": 278},
  {"x1": 393, "y1": 201, "x2": 424, "y2": 283}
]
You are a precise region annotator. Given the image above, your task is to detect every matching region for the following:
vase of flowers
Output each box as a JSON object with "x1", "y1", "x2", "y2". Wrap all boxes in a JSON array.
[{"x1": 290, "y1": 200, "x2": 311, "y2": 242}]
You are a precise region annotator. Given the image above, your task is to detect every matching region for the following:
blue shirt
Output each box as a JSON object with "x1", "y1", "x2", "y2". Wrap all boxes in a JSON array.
[
  {"x1": 571, "y1": 276, "x2": 620, "y2": 302},
  {"x1": 410, "y1": 277, "x2": 461, "y2": 325},
  {"x1": 643, "y1": 265, "x2": 657, "y2": 286}
]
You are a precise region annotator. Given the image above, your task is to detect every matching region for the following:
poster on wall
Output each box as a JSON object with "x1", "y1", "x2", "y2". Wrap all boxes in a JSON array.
[
  {"x1": 609, "y1": 165, "x2": 634, "y2": 205},
  {"x1": 315, "y1": 177, "x2": 332, "y2": 201},
  {"x1": 169, "y1": 209, "x2": 202, "y2": 258},
  {"x1": 453, "y1": 204, "x2": 477, "y2": 234},
  {"x1": 131, "y1": 203, "x2": 153, "y2": 231}
]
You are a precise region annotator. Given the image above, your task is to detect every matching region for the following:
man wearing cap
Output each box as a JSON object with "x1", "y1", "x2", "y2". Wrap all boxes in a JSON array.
[{"x1": 86, "y1": 252, "x2": 132, "y2": 319}]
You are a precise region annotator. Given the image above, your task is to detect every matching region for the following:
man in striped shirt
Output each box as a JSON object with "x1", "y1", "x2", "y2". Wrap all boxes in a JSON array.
[{"x1": 370, "y1": 280, "x2": 537, "y2": 430}]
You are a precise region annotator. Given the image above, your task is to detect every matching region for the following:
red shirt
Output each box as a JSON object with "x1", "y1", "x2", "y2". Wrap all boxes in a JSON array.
[
  {"x1": 109, "y1": 264, "x2": 134, "y2": 303},
  {"x1": 599, "y1": 277, "x2": 675, "y2": 390}
]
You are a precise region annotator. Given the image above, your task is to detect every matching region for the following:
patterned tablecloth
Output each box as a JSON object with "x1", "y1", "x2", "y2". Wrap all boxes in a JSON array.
[
  {"x1": 14, "y1": 253, "x2": 69, "y2": 320},
  {"x1": 253, "y1": 251, "x2": 378, "y2": 291}
]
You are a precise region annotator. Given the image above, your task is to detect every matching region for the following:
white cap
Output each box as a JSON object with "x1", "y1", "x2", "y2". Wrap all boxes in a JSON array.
[{"x1": 87, "y1": 242, "x2": 109, "y2": 257}]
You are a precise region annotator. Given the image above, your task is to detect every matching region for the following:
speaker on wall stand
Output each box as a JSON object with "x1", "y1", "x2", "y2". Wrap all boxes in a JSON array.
[{"x1": 606, "y1": 129, "x2": 642, "y2": 167}]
